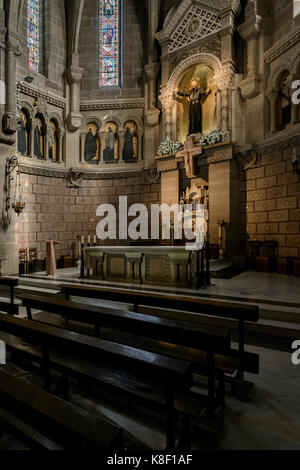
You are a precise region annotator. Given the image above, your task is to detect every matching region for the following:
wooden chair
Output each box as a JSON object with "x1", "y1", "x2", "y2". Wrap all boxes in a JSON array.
[
  {"x1": 256, "y1": 241, "x2": 278, "y2": 273},
  {"x1": 19, "y1": 248, "x2": 28, "y2": 276},
  {"x1": 246, "y1": 241, "x2": 261, "y2": 269}
]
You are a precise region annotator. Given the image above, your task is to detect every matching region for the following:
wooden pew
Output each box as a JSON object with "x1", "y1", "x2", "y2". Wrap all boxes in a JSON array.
[
  {"x1": 0, "y1": 369, "x2": 123, "y2": 450},
  {"x1": 20, "y1": 292, "x2": 231, "y2": 408},
  {"x1": 0, "y1": 313, "x2": 195, "y2": 448},
  {"x1": 60, "y1": 283, "x2": 259, "y2": 386},
  {"x1": 0, "y1": 277, "x2": 19, "y2": 316}
]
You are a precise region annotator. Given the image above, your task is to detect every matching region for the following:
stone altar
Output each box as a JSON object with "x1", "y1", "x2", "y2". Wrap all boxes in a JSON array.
[{"x1": 85, "y1": 246, "x2": 193, "y2": 287}]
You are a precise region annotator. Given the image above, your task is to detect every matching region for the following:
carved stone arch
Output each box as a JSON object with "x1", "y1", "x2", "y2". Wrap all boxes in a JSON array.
[
  {"x1": 168, "y1": 52, "x2": 223, "y2": 91},
  {"x1": 101, "y1": 115, "x2": 122, "y2": 131},
  {"x1": 19, "y1": 101, "x2": 34, "y2": 121},
  {"x1": 291, "y1": 51, "x2": 300, "y2": 75},
  {"x1": 81, "y1": 116, "x2": 102, "y2": 132},
  {"x1": 269, "y1": 62, "x2": 291, "y2": 90},
  {"x1": 48, "y1": 112, "x2": 65, "y2": 131},
  {"x1": 121, "y1": 115, "x2": 143, "y2": 129}
]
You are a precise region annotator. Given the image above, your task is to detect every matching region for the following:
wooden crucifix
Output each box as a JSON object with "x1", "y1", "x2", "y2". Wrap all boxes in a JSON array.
[{"x1": 176, "y1": 138, "x2": 202, "y2": 178}]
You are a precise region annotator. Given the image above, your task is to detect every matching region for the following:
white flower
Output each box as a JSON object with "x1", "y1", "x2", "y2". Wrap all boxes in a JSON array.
[
  {"x1": 157, "y1": 140, "x2": 183, "y2": 156},
  {"x1": 200, "y1": 129, "x2": 226, "y2": 146}
]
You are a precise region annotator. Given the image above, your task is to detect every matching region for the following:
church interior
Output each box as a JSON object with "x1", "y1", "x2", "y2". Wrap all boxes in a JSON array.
[{"x1": 0, "y1": 0, "x2": 299, "y2": 453}]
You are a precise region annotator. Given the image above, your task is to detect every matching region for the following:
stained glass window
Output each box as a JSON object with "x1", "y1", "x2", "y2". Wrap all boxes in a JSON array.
[
  {"x1": 99, "y1": 0, "x2": 120, "y2": 87},
  {"x1": 27, "y1": 0, "x2": 40, "y2": 72}
]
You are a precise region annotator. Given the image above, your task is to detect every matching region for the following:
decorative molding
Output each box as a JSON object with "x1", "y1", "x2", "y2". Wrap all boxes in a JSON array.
[
  {"x1": 144, "y1": 169, "x2": 161, "y2": 184},
  {"x1": 67, "y1": 168, "x2": 84, "y2": 188},
  {"x1": 157, "y1": 0, "x2": 236, "y2": 44},
  {"x1": 205, "y1": 143, "x2": 233, "y2": 163},
  {"x1": 167, "y1": 52, "x2": 223, "y2": 92},
  {"x1": 256, "y1": 126, "x2": 300, "y2": 155},
  {"x1": 80, "y1": 100, "x2": 145, "y2": 112},
  {"x1": 18, "y1": 83, "x2": 66, "y2": 109},
  {"x1": 264, "y1": 27, "x2": 300, "y2": 64},
  {"x1": 18, "y1": 162, "x2": 146, "y2": 180},
  {"x1": 168, "y1": 39, "x2": 221, "y2": 74},
  {"x1": 237, "y1": 148, "x2": 259, "y2": 170},
  {"x1": 168, "y1": 4, "x2": 222, "y2": 53}
]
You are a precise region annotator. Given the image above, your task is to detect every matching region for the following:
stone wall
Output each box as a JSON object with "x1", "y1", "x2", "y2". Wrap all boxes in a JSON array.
[
  {"x1": 17, "y1": 0, "x2": 67, "y2": 94},
  {"x1": 18, "y1": 172, "x2": 161, "y2": 262},
  {"x1": 242, "y1": 145, "x2": 300, "y2": 257},
  {"x1": 79, "y1": 0, "x2": 147, "y2": 100}
]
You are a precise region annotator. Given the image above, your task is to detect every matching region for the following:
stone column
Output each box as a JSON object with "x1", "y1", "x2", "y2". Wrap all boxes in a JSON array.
[
  {"x1": 216, "y1": 88, "x2": 222, "y2": 129},
  {"x1": 266, "y1": 90, "x2": 278, "y2": 134},
  {"x1": 118, "y1": 130, "x2": 124, "y2": 162},
  {"x1": 99, "y1": 131, "x2": 106, "y2": 162},
  {"x1": 137, "y1": 131, "x2": 143, "y2": 160},
  {"x1": 159, "y1": 86, "x2": 173, "y2": 140},
  {"x1": 80, "y1": 131, "x2": 85, "y2": 163},
  {"x1": 29, "y1": 118, "x2": 36, "y2": 157},
  {"x1": 96, "y1": 130, "x2": 102, "y2": 163},
  {"x1": 3, "y1": 33, "x2": 19, "y2": 138},
  {"x1": 66, "y1": 53, "x2": 84, "y2": 132},
  {"x1": 208, "y1": 151, "x2": 241, "y2": 257},
  {"x1": 238, "y1": 3, "x2": 262, "y2": 100},
  {"x1": 57, "y1": 129, "x2": 64, "y2": 163}
]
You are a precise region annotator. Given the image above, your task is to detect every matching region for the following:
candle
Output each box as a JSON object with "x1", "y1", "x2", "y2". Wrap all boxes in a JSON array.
[
  {"x1": 94, "y1": 235, "x2": 97, "y2": 244},
  {"x1": 81, "y1": 236, "x2": 84, "y2": 244},
  {"x1": 88, "y1": 235, "x2": 91, "y2": 244}
]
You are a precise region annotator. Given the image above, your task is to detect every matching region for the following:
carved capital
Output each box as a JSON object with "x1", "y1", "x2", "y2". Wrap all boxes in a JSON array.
[
  {"x1": 239, "y1": 74, "x2": 261, "y2": 99},
  {"x1": 67, "y1": 111, "x2": 83, "y2": 132},
  {"x1": 3, "y1": 112, "x2": 18, "y2": 134},
  {"x1": 145, "y1": 109, "x2": 160, "y2": 127},
  {"x1": 159, "y1": 85, "x2": 174, "y2": 110},
  {"x1": 66, "y1": 65, "x2": 84, "y2": 85},
  {"x1": 144, "y1": 62, "x2": 160, "y2": 81}
]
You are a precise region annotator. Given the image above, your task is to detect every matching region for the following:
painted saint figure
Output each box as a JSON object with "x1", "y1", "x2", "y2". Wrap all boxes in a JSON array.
[
  {"x1": 103, "y1": 0, "x2": 113, "y2": 16},
  {"x1": 176, "y1": 77, "x2": 211, "y2": 135},
  {"x1": 123, "y1": 127, "x2": 137, "y2": 163},
  {"x1": 84, "y1": 128, "x2": 98, "y2": 164},
  {"x1": 18, "y1": 114, "x2": 27, "y2": 156},
  {"x1": 34, "y1": 122, "x2": 42, "y2": 159},
  {"x1": 103, "y1": 126, "x2": 117, "y2": 163}
]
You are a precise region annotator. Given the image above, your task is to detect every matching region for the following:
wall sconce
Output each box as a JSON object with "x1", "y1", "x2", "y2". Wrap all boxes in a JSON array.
[
  {"x1": 6, "y1": 156, "x2": 25, "y2": 217},
  {"x1": 292, "y1": 146, "x2": 300, "y2": 175}
]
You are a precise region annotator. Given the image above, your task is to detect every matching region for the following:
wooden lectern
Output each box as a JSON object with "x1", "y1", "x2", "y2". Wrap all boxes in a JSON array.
[{"x1": 46, "y1": 240, "x2": 60, "y2": 276}]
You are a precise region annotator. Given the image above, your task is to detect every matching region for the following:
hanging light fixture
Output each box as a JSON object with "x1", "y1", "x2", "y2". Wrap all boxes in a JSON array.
[{"x1": 12, "y1": 170, "x2": 25, "y2": 216}]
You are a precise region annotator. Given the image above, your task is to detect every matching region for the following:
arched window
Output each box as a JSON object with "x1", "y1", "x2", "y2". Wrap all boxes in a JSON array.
[
  {"x1": 27, "y1": 0, "x2": 41, "y2": 72},
  {"x1": 99, "y1": 0, "x2": 121, "y2": 87},
  {"x1": 275, "y1": 70, "x2": 292, "y2": 130}
]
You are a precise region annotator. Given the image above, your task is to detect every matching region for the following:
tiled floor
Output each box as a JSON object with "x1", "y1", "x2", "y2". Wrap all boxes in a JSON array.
[
  {"x1": 2, "y1": 269, "x2": 300, "y2": 450},
  {"x1": 24, "y1": 269, "x2": 300, "y2": 305},
  {"x1": 72, "y1": 344, "x2": 300, "y2": 450},
  {"x1": 2, "y1": 343, "x2": 298, "y2": 450}
]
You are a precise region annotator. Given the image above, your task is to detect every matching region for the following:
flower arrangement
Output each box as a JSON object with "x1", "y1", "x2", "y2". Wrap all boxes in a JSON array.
[
  {"x1": 157, "y1": 140, "x2": 183, "y2": 156},
  {"x1": 199, "y1": 129, "x2": 227, "y2": 146}
]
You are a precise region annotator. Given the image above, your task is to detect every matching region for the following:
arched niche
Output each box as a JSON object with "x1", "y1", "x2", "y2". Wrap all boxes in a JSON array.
[
  {"x1": 103, "y1": 121, "x2": 119, "y2": 164},
  {"x1": 123, "y1": 120, "x2": 138, "y2": 163},
  {"x1": 176, "y1": 64, "x2": 216, "y2": 142},
  {"x1": 275, "y1": 70, "x2": 292, "y2": 131},
  {"x1": 49, "y1": 119, "x2": 59, "y2": 161},
  {"x1": 18, "y1": 108, "x2": 30, "y2": 156},
  {"x1": 84, "y1": 122, "x2": 101, "y2": 164},
  {"x1": 34, "y1": 114, "x2": 46, "y2": 159}
]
